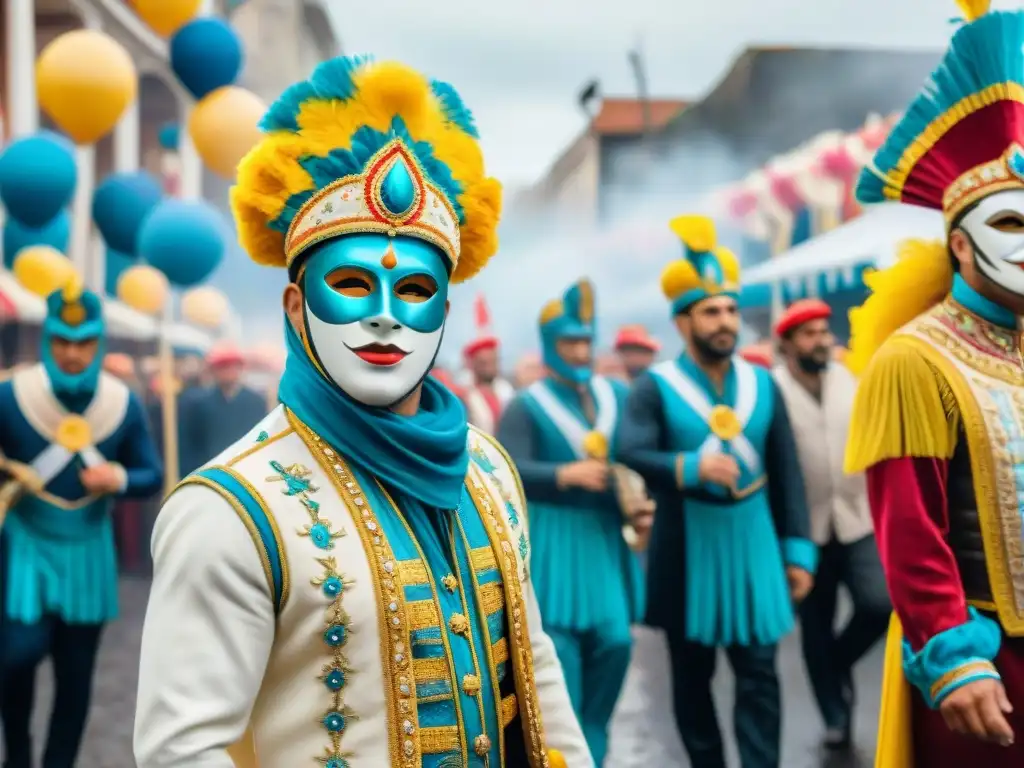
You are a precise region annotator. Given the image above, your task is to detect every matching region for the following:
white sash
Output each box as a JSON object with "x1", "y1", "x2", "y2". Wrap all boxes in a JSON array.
[
  {"x1": 650, "y1": 357, "x2": 762, "y2": 474},
  {"x1": 527, "y1": 376, "x2": 618, "y2": 459},
  {"x1": 465, "y1": 388, "x2": 497, "y2": 435},
  {"x1": 13, "y1": 365, "x2": 129, "y2": 486}
]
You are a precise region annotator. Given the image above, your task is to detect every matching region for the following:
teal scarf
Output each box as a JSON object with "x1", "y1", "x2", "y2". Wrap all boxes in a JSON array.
[{"x1": 277, "y1": 322, "x2": 469, "y2": 509}]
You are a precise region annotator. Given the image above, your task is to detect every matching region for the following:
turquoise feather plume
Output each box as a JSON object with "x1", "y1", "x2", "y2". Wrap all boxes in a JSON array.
[{"x1": 856, "y1": 10, "x2": 1024, "y2": 206}]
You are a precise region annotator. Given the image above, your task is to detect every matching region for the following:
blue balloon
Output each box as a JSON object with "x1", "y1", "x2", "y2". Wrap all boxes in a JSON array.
[
  {"x1": 139, "y1": 199, "x2": 226, "y2": 287},
  {"x1": 0, "y1": 132, "x2": 77, "y2": 228},
  {"x1": 105, "y1": 248, "x2": 135, "y2": 297},
  {"x1": 3, "y1": 211, "x2": 71, "y2": 269},
  {"x1": 170, "y1": 18, "x2": 243, "y2": 100},
  {"x1": 158, "y1": 122, "x2": 180, "y2": 151},
  {"x1": 92, "y1": 171, "x2": 164, "y2": 255}
]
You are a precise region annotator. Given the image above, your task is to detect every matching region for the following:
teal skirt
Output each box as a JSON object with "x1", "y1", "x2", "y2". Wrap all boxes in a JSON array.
[
  {"x1": 3, "y1": 497, "x2": 119, "y2": 625},
  {"x1": 684, "y1": 495, "x2": 793, "y2": 647},
  {"x1": 528, "y1": 498, "x2": 644, "y2": 633}
]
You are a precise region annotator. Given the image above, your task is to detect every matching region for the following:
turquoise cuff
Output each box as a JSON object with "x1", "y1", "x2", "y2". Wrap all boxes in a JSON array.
[
  {"x1": 902, "y1": 607, "x2": 1002, "y2": 708},
  {"x1": 782, "y1": 537, "x2": 818, "y2": 574},
  {"x1": 678, "y1": 451, "x2": 701, "y2": 489}
]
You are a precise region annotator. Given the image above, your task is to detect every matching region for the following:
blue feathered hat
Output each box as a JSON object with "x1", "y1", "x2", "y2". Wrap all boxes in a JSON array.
[
  {"x1": 856, "y1": 1, "x2": 1024, "y2": 223},
  {"x1": 43, "y1": 276, "x2": 103, "y2": 341},
  {"x1": 230, "y1": 56, "x2": 502, "y2": 283}
]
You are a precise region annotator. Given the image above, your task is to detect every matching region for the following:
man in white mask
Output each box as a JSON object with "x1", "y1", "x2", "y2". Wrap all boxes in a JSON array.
[
  {"x1": 133, "y1": 56, "x2": 590, "y2": 768},
  {"x1": 847, "y1": 3, "x2": 1024, "y2": 765}
]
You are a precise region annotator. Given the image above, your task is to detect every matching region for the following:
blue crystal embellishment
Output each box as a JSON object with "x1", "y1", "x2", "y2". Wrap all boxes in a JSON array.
[
  {"x1": 324, "y1": 624, "x2": 347, "y2": 646},
  {"x1": 379, "y1": 157, "x2": 416, "y2": 216},
  {"x1": 1009, "y1": 146, "x2": 1024, "y2": 181},
  {"x1": 324, "y1": 668, "x2": 346, "y2": 691},
  {"x1": 322, "y1": 576, "x2": 343, "y2": 598},
  {"x1": 322, "y1": 711, "x2": 346, "y2": 733}
]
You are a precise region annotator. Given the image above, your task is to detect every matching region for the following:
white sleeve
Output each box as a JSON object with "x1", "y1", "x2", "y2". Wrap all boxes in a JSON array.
[
  {"x1": 525, "y1": 574, "x2": 595, "y2": 768},
  {"x1": 133, "y1": 484, "x2": 275, "y2": 768}
]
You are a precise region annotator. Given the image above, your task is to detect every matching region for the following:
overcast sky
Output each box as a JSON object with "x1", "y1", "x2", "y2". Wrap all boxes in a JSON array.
[
  {"x1": 233, "y1": 1, "x2": 1014, "y2": 362},
  {"x1": 327, "y1": 0, "x2": 1000, "y2": 186}
]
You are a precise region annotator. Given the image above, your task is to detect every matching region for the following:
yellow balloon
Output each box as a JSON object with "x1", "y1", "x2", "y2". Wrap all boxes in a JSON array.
[
  {"x1": 118, "y1": 265, "x2": 169, "y2": 316},
  {"x1": 12, "y1": 246, "x2": 77, "y2": 298},
  {"x1": 36, "y1": 30, "x2": 137, "y2": 145},
  {"x1": 131, "y1": 0, "x2": 202, "y2": 37},
  {"x1": 181, "y1": 286, "x2": 229, "y2": 329},
  {"x1": 189, "y1": 86, "x2": 266, "y2": 180}
]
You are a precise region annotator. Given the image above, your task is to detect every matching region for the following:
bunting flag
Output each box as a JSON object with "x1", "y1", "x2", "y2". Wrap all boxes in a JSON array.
[{"x1": 473, "y1": 293, "x2": 491, "y2": 333}]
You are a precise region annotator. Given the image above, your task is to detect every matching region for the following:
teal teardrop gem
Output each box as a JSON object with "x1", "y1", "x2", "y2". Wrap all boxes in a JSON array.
[
  {"x1": 379, "y1": 157, "x2": 416, "y2": 216},
  {"x1": 1009, "y1": 146, "x2": 1024, "y2": 181}
]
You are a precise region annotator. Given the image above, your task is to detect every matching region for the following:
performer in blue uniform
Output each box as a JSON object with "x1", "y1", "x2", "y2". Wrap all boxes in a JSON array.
[
  {"x1": 498, "y1": 278, "x2": 648, "y2": 765},
  {"x1": 617, "y1": 215, "x2": 815, "y2": 768},
  {"x1": 0, "y1": 278, "x2": 162, "y2": 768}
]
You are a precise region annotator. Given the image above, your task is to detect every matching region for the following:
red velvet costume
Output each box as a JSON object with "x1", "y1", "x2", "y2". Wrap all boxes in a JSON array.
[
  {"x1": 843, "y1": 3, "x2": 1024, "y2": 765},
  {"x1": 869, "y1": 458, "x2": 1024, "y2": 765}
]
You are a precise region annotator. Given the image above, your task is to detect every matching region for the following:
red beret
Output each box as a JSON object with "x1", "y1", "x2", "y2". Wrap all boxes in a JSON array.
[
  {"x1": 206, "y1": 344, "x2": 246, "y2": 368},
  {"x1": 614, "y1": 325, "x2": 661, "y2": 352},
  {"x1": 739, "y1": 344, "x2": 773, "y2": 368},
  {"x1": 463, "y1": 335, "x2": 499, "y2": 358},
  {"x1": 774, "y1": 299, "x2": 832, "y2": 338}
]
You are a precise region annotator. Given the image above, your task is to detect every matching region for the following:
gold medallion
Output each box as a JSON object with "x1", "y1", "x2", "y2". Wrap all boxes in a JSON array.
[
  {"x1": 582, "y1": 430, "x2": 608, "y2": 460},
  {"x1": 55, "y1": 415, "x2": 92, "y2": 453},
  {"x1": 708, "y1": 405, "x2": 742, "y2": 441},
  {"x1": 60, "y1": 302, "x2": 87, "y2": 327}
]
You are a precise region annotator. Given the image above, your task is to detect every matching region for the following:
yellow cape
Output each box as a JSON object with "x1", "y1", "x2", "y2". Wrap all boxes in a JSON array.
[{"x1": 876, "y1": 614, "x2": 914, "y2": 768}]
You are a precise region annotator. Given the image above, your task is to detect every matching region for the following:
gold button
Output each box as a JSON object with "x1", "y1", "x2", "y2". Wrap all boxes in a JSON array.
[
  {"x1": 462, "y1": 673, "x2": 481, "y2": 696},
  {"x1": 474, "y1": 734, "x2": 491, "y2": 756},
  {"x1": 448, "y1": 613, "x2": 469, "y2": 636},
  {"x1": 442, "y1": 574, "x2": 458, "y2": 592}
]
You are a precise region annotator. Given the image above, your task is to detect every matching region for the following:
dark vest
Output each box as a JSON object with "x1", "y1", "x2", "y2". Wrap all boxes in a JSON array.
[{"x1": 947, "y1": 432, "x2": 993, "y2": 604}]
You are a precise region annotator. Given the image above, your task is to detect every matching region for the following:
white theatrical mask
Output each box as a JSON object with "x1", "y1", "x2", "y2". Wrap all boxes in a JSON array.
[
  {"x1": 959, "y1": 189, "x2": 1024, "y2": 297},
  {"x1": 304, "y1": 302, "x2": 444, "y2": 407}
]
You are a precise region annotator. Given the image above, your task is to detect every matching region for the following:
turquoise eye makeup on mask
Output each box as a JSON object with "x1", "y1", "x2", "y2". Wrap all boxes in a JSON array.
[{"x1": 303, "y1": 233, "x2": 450, "y2": 333}]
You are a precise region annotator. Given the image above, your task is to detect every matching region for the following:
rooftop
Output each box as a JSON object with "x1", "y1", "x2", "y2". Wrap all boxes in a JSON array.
[{"x1": 590, "y1": 97, "x2": 689, "y2": 135}]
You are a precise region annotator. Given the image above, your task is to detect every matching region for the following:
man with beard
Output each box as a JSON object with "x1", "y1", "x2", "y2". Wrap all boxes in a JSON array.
[
  {"x1": 497, "y1": 278, "x2": 649, "y2": 765},
  {"x1": 772, "y1": 299, "x2": 890, "y2": 759},
  {"x1": 614, "y1": 325, "x2": 660, "y2": 382},
  {"x1": 617, "y1": 214, "x2": 815, "y2": 768},
  {"x1": 845, "y1": 3, "x2": 1024, "y2": 765},
  {"x1": 462, "y1": 306, "x2": 515, "y2": 435}
]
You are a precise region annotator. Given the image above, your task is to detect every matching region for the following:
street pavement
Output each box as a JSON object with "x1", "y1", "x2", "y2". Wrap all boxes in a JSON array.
[{"x1": 15, "y1": 578, "x2": 883, "y2": 767}]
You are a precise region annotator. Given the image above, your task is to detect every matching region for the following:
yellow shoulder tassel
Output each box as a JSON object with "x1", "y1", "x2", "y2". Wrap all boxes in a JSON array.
[
  {"x1": 844, "y1": 340, "x2": 960, "y2": 474},
  {"x1": 846, "y1": 239, "x2": 952, "y2": 376},
  {"x1": 955, "y1": 0, "x2": 991, "y2": 22}
]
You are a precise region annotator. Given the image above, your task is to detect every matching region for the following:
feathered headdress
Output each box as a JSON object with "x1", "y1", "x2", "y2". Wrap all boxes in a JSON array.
[
  {"x1": 661, "y1": 214, "x2": 740, "y2": 314},
  {"x1": 856, "y1": 1, "x2": 1024, "y2": 223},
  {"x1": 230, "y1": 56, "x2": 503, "y2": 283},
  {"x1": 539, "y1": 279, "x2": 596, "y2": 338}
]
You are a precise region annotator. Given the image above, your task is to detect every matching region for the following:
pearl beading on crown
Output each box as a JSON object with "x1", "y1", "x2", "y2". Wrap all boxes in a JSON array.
[{"x1": 284, "y1": 139, "x2": 461, "y2": 268}]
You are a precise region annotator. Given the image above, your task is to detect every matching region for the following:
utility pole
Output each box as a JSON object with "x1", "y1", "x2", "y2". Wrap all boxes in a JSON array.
[{"x1": 628, "y1": 38, "x2": 653, "y2": 142}]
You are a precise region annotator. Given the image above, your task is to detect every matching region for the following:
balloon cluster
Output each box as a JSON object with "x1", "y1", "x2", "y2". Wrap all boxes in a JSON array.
[
  {"x1": 130, "y1": 0, "x2": 264, "y2": 180},
  {"x1": 0, "y1": 132, "x2": 76, "y2": 289}
]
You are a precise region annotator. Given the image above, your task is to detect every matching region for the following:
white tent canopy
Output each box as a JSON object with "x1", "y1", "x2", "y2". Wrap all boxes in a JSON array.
[{"x1": 743, "y1": 204, "x2": 946, "y2": 287}]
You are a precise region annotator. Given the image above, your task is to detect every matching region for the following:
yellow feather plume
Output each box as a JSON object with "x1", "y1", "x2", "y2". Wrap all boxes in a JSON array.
[
  {"x1": 660, "y1": 259, "x2": 700, "y2": 301},
  {"x1": 230, "y1": 59, "x2": 501, "y2": 284},
  {"x1": 714, "y1": 246, "x2": 740, "y2": 285},
  {"x1": 669, "y1": 215, "x2": 716, "y2": 252},
  {"x1": 539, "y1": 299, "x2": 563, "y2": 326},
  {"x1": 61, "y1": 272, "x2": 83, "y2": 302},
  {"x1": 955, "y1": 0, "x2": 991, "y2": 22},
  {"x1": 845, "y1": 239, "x2": 952, "y2": 375}
]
